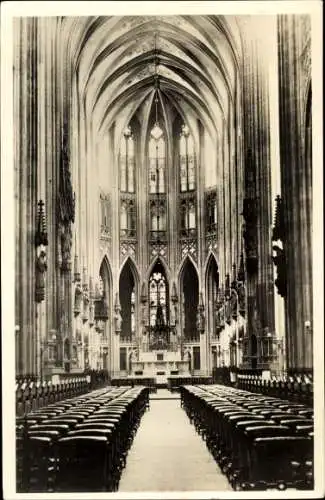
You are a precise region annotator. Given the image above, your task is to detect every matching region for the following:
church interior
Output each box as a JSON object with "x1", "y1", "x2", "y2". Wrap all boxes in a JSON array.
[{"x1": 10, "y1": 11, "x2": 320, "y2": 495}]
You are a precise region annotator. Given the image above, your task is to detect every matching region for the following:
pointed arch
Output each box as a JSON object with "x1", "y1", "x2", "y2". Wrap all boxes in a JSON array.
[
  {"x1": 178, "y1": 253, "x2": 200, "y2": 282},
  {"x1": 119, "y1": 255, "x2": 140, "y2": 285},
  {"x1": 146, "y1": 256, "x2": 170, "y2": 282},
  {"x1": 118, "y1": 119, "x2": 137, "y2": 194},
  {"x1": 96, "y1": 255, "x2": 113, "y2": 353},
  {"x1": 179, "y1": 256, "x2": 200, "y2": 341},
  {"x1": 204, "y1": 250, "x2": 219, "y2": 277},
  {"x1": 99, "y1": 254, "x2": 113, "y2": 289},
  {"x1": 119, "y1": 256, "x2": 139, "y2": 340},
  {"x1": 205, "y1": 253, "x2": 219, "y2": 339},
  {"x1": 148, "y1": 257, "x2": 170, "y2": 328}
]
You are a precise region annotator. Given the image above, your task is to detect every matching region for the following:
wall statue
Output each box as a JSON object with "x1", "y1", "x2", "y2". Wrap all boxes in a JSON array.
[
  {"x1": 230, "y1": 289, "x2": 238, "y2": 320},
  {"x1": 196, "y1": 308, "x2": 205, "y2": 332},
  {"x1": 115, "y1": 310, "x2": 122, "y2": 333},
  {"x1": 272, "y1": 245, "x2": 287, "y2": 298},
  {"x1": 237, "y1": 282, "x2": 246, "y2": 316},
  {"x1": 170, "y1": 303, "x2": 178, "y2": 326},
  {"x1": 130, "y1": 349, "x2": 137, "y2": 363},
  {"x1": 74, "y1": 282, "x2": 83, "y2": 316},
  {"x1": 225, "y1": 298, "x2": 232, "y2": 325},
  {"x1": 60, "y1": 223, "x2": 73, "y2": 271},
  {"x1": 35, "y1": 248, "x2": 47, "y2": 302},
  {"x1": 183, "y1": 349, "x2": 191, "y2": 362}
]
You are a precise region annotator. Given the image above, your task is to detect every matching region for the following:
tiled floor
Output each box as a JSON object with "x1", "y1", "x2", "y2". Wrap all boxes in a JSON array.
[{"x1": 118, "y1": 391, "x2": 232, "y2": 492}]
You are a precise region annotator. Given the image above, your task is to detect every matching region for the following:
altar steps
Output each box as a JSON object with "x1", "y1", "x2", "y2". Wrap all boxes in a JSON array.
[{"x1": 150, "y1": 389, "x2": 181, "y2": 400}]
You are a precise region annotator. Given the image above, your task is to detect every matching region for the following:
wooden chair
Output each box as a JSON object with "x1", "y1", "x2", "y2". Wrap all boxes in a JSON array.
[{"x1": 56, "y1": 435, "x2": 115, "y2": 491}]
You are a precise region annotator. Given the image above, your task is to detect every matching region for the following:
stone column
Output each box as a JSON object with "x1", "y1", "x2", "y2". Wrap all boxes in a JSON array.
[
  {"x1": 241, "y1": 21, "x2": 276, "y2": 369},
  {"x1": 55, "y1": 28, "x2": 75, "y2": 372},
  {"x1": 14, "y1": 17, "x2": 38, "y2": 375},
  {"x1": 277, "y1": 15, "x2": 312, "y2": 371}
]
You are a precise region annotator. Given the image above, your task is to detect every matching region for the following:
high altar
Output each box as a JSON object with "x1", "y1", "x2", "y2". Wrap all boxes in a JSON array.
[{"x1": 128, "y1": 304, "x2": 191, "y2": 385}]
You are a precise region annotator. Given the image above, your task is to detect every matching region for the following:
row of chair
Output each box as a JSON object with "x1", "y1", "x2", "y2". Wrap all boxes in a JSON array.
[
  {"x1": 168, "y1": 376, "x2": 213, "y2": 392},
  {"x1": 111, "y1": 378, "x2": 157, "y2": 392},
  {"x1": 16, "y1": 378, "x2": 94, "y2": 416},
  {"x1": 236, "y1": 376, "x2": 313, "y2": 406},
  {"x1": 180, "y1": 384, "x2": 313, "y2": 491},
  {"x1": 16, "y1": 385, "x2": 149, "y2": 492}
]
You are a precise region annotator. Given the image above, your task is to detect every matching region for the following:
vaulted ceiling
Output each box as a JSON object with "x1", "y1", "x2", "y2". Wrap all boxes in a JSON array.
[{"x1": 61, "y1": 15, "x2": 243, "y2": 142}]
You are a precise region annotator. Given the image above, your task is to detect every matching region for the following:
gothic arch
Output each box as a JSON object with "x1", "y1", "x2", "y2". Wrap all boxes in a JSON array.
[
  {"x1": 99, "y1": 255, "x2": 113, "y2": 287},
  {"x1": 205, "y1": 252, "x2": 219, "y2": 339},
  {"x1": 178, "y1": 254, "x2": 200, "y2": 286},
  {"x1": 98, "y1": 256, "x2": 113, "y2": 312},
  {"x1": 116, "y1": 114, "x2": 141, "y2": 162},
  {"x1": 146, "y1": 256, "x2": 170, "y2": 282},
  {"x1": 61, "y1": 15, "x2": 242, "y2": 144},
  {"x1": 204, "y1": 251, "x2": 219, "y2": 278},
  {"x1": 148, "y1": 259, "x2": 170, "y2": 328},
  {"x1": 119, "y1": 256, "x2": 140, "y2": 340},
  {"x1": 179, "y1": 256, "x2": 200, "y2": 341},
  {"x1": 172, "y1": 111, "x2": 200, "y2": 156},
  {"x1": 144, "y1": 92, "x2": 171, "y2": 151},
  {"x1": 119, "y1": 255, "x2": 140, "y2": 286}
]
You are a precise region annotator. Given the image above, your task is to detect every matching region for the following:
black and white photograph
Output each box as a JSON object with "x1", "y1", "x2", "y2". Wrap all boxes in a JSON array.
[{"x1": 1, "y1": 1, "x2": 324, "y2": 498}]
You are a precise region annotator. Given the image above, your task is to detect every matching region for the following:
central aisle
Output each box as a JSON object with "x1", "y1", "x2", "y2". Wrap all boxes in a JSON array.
[{"x1": 118, "y1": 390, "x2": 232, "y2": 492}]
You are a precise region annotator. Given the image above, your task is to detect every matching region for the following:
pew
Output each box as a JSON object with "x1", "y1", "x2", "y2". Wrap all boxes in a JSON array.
[
  {"x1": 16, "y1": 386, "x2": 149, "y2": 492},
  {"x1": 180, "y1": 384, "x2": 314, "y2": 491}
]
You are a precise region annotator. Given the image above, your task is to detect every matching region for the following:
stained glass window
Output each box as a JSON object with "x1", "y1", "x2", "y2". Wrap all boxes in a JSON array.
[
  {"x1": 149, "y1": 125, "x2": 165, "y2": 194},
  {"x1": 180, "y1": 198, "x2": 196, "y2": 236},
  {"x1": 150, "y1": 200, "x2": 166, "y2": 232},
  {"x1": 179, "y1": 124, "x2": 196, "y2": 192},
  {"x1": 188, "y1": 202, "x2": 196, "y2": 229},
  {"x1": 149, "y1": 267, "x2": 168, "y2": 327},
  {"x1": 120, "y1": 198, "x2": 136, "y2": 238},
  {"x1": 206, "y1": 191, "x2": 217, "y2": 233}
]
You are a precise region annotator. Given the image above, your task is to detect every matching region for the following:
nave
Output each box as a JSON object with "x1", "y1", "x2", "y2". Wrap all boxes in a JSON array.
[
  {"x1": 9, "y1": 8, "x2": 320, "y2": 497},
  {"x1": 16, "y1": 383, "x2": 313, "y2": 493},
  {"x1": 119, "y1": 390, "x2": 231, "y2": 491}
]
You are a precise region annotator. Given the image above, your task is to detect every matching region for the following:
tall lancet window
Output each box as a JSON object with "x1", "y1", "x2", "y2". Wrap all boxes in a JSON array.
[
  {"x1": 120, "y1": 199, "x2": 136, "y2": 238},
  {"x1": 180, "y1": 198, "x2": 196, "y2": 237},
  {"x1": 180, "y1": 124, "x2": 196, "y2": 192},
  {"x1": 206, "y1": 191, "x2": 217, "y2": 233},
  {"x1": 149, "y1": 261, "x2": 169, "y2": 327},
  {"x1": 150, "y1": 200, "x2": 166, "y2": 232},
  {"x1": 149, "y1": 125, "x2": 166, "y2": 194},
  {"x1": 120, "y1": 126, "x2": 135, "y2": 193},
  {"x1": 148, "y1": 123, "x2": 167, "y2": 242}
]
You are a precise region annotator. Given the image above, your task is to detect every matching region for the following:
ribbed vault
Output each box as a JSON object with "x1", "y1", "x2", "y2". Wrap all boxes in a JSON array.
[{"x1": 60, "y1": 15, "x2": 243, "y2": 141}]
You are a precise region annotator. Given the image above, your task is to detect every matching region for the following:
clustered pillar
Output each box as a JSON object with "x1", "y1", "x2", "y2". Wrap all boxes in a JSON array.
[{"x1": 277, "y1": 15, "x2": 312, "y2": 372}]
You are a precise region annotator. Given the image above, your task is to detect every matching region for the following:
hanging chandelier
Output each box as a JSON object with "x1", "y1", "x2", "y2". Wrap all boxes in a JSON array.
[{"x1": 151, "y1": 32, "x2": 163, "y2": 141}]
